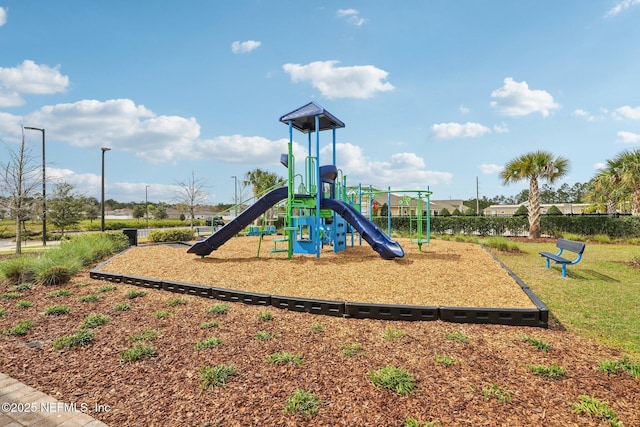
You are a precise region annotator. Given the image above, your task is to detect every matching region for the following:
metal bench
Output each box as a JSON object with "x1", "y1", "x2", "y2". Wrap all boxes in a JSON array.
[{"x1": 539, "y1": 238, "x2": 586, "y2": 278}]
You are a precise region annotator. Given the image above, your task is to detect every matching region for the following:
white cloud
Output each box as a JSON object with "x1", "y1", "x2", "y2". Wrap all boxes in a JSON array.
[
  {"x1": 594, "y1": 162, "x2": 607, "y2": 171},
  {"x1": 459, "y1": 105, "x2": 470, "y2": 114},
  {"x1": 490, "y1": 77, "x2": 559, "y2": 117},
  {"x1": 283, "y1": 60, "x2": 394, "y2": 99},
  {"x1": 493, "y1": 123, "x2": 509, "y2": 133},
  {"x1": 480, "y1": 163, "x2": 503, "y2": 174},
  {"x1": 605, "y1": 0, "x2": 640, "y2": 17},
  {"x1": 323, "y1": 142, "x2": 452, "y2": 189},
  {"x1": 613, "y1": 105, "x2": 640, "y2": 120},
  {"x1": 572, "y1": 109, "x2": 597, "y2": 121},
  {"x1": 231, "y1": 40, "x2": 261, "y2": 54},
  {"x1": 0, "y1": 7, "x2": 7, "y2": 27},
  {"x1": 616, "y1": 131, "x2": 640, "y2": 144},
  {"x1": 430, "y1": 122, "x2": 491, "y2": 139},
  {"x1": 0, "y1": 60, "x2": 69, "y2": 107},
  {"x1": 195, "y1": 135, "x2": 304, "y2": 166},
  {"x1": 337, "y1": 8, "x2": 365, "y2": 26}
]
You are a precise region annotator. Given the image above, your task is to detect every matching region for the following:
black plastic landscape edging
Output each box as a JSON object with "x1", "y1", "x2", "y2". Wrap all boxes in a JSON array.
[{"x1": 88, "y1": 243, "x2": 549, "y2": 328}]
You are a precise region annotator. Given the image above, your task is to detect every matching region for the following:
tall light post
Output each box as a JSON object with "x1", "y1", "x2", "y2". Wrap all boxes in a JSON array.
[
  {"x1": 101, "y1": 147, "x2": 111, "y2": 232},
  {"x1": 231, "y1": 175, "x2": 238, "y2": 217},
  {"x1": 145, "y1": 185, "x2": 150, "y2": 229},
  {"x1": 23, "y1": 126, "x2": 46, "y2": 246}
]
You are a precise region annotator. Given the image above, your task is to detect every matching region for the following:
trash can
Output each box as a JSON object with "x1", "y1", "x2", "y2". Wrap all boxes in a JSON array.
[{"x1": 122, "y1": 228, "x2": 138, "y2": 246}]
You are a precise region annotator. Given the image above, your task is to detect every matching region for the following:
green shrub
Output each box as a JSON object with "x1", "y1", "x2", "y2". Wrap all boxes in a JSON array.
[
  {"x1": 98, "y1": 285, "x2": 118, "y2": 293},
  {"x1": 0, "y1": 256, "x2": 34, "y2": 285},
  {"x1": 369, "y1": 366, "x2": 416, "y2": 395},
  {"x1": 482, "y1": 383, "x2": 512, "y2": 403},
  {"x1": 528, "y1": 364, "x2": 566, "y2": 378},
  {"x1": 254, "y1": 331, "x2": 273, "y2": 341},
  {"x1": 257, "y1": 311, "x2": 273, "y2": 321},
  {"x1": 36, "y1": 265, "x2": 74, "y2": 286},
  {"x1": 341, "y1": 343, "x2": 364, "y2": 357},
  {"x1": 153, "y1": 310, "x2": 169, "y2": 319},
  {"x1": 54, "y1": 329, "x2": 96, "y2": 350},
  {"x1": 573, "y1": 395, "x2": 620, "y2": 427},
  {"x1": 166, "y1": 297, "x2": 187, "y2": 307},
  {"x1": 199, "y1": 321, "x2": 219, "y2": 329},
  {"x1": 148, "y1": 229, "x2": 195, "y2": 243},
  {"x1": 79, "y1": 294, "x2": 100, "y2": 303},
  {"x1": 1, "y1": 292, "x2": 23, "y2": 299},
  {"x1": 9, "y1": 283, "x2": 32, "y2": 291}
]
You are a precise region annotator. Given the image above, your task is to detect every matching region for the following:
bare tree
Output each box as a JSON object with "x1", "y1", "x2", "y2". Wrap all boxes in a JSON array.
[
  {"x1": 173, "y1": 171, "x2": 209, "y2": 228},
  {"x1": 0, "y1": 130, "x2": 42, "y2": 254}
]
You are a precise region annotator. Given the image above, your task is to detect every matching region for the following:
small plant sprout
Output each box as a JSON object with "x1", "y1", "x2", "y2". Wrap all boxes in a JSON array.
[
  {"x1": 599, "y1": 358, "x2": 640, "y2": 379},
  {"x1": 200, "y1": 364, "x2": 237, "y2": 390},
  {"x1": 445, "y1": 330, "x2": 469, "y2": 343},
  {"x1": 254, "y1": 331, "x2": 273, "y2": 341},
  {"x1": 206, "y1": 303, "x2": 230, "y2": 315},
  {"x1": 153, "y1": 310, "x2": 169, "y2": 319},
  {"x1": 1, "y1": 292, "x2": 23, "y2": 299},
  {"x1": 341, "y1": 343, "x2": 365, "y2": 357},
  {"x1": 80, "y1": 313, "x2": 110, "y2": 329},
  {"x1": 8, "y1": 283, "x2": 32, "y2": 291},
  {"x1": 4, "y1": 319, "x2": 32, "y2": 336},
  {"x1": 284, "y1": 389, "x2": 321, "y2": 418},
  {"x1": 522, "y1": 335, "x2": 550, "y2": 352},
  {"x1": 46, "y1": 289, "x2": 73, "y2": 298},
  {"x1": 98, "y1": 284, "x2": 118, "y2": 293},
  {"x1": 199, "y1": 321, "x2": 219, "y2": 329},
  {"x1": 113, "y1": 302, "x2": 130, "y2": 311},
  {"x1": 125, "y1": 290, "x2": 147, "y2": 299},
  {"x1": 257, "y1": 311, "x2": 273, "y2": 321},
  {"x1": 573, "y1": 395, "x2": 620, "y2": 427},
  {"x1": 129, "y1": 329, "x2": 160, "y2": 342},
  {"x1": 16, "y1": 300, "x2": 34, "y2": 309},
  {"x1": 310, "y1": 322, "x2": 324, "y2": 333},
  {"x1": 194, "y1": 337, "x2": 223, "y2": 350},
  {"x1": 434, "y1": 353, "x2": 456, "y2": 367},
  {"x1": 0, "y1": 308, "x2": 5, "y2": 317},
  {"x1": 44, "y1": 305, "x2": 71, "y2": 316},
  {"x1": 267, "y1": 351, "x2": 303, "y2": 366},
  {"x1": 54, "y1": 329, "x2": 96, "y2": 350},
  {"x1": 528, "y1": 364, "x2": 566, "y2": 379},
  {"x1": 120, "y1": 344, "x2": 157, "y2": 362},
  {"x1": 166, "y1": 297, "x2": 187, "y2": 307},
  {"x1": 79, "y1": 294, "x2": 100, "y2": 303},
  {"x1": 383, "y1": 327, "x2": 405, "y2": 340},
  {"x1": 482, "y1": 383, "x2": 512, "y2": 403},
  {"x1": 369, "y1": 366, "x2": 416, "y2": 395}
]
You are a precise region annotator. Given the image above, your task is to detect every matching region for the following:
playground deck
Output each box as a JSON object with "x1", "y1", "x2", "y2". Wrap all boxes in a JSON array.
[{"x1": 98, "y1": 237, "x2": 537, "y2": 310}]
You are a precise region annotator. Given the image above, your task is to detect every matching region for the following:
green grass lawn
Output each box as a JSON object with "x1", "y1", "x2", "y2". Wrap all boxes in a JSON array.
[{"x1": 492, "y1": 241, "x2": 640, "y2": 357}]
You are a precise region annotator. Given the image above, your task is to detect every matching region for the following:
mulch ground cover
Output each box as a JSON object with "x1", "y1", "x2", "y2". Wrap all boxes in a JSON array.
[{"x1": 1, "y1": 237, "x2": 638, "y2": 426}]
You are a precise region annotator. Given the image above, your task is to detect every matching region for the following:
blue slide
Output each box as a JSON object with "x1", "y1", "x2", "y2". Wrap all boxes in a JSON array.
[
  {"x1": 187, "y1": 186, "x2": 289, "y2": 256},
  {"x1": 321, "y1": 198, "x2": 404, "y2": 260}
]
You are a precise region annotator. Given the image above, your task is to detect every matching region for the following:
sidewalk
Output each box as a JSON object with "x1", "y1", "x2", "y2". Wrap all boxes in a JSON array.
[
  {"x1": 0, "y1": 373, "x2": 108, "y2": 426},
  {"x1": 0, "y1": 239, "x2": 61, "y2": 252}
]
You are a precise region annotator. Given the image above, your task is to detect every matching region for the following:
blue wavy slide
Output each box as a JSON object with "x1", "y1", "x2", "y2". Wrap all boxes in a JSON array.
[
  {"x1": 187, "y1": 186, "x2": 289, "y2": 256},
  {"x1": 187, "y1": 187, "x2": 404, "y2": 260},
  {"x1": 320, "y1": 199, "x2": 404, "y2": 260}
]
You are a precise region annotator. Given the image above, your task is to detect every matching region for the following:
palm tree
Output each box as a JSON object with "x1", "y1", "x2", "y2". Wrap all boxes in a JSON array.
[
  {"x1": 243, "y1": 169, "x2": 285, "y2": 222},
  {"x1": 606, "y1": 148, "x2": 640, "y2": 216},
  {"x1": 585, "y1": 164, "x2": 629, "y2": 215},
  {"x1": 501, "y1": 151, "x2": 570, "y2": 238}
]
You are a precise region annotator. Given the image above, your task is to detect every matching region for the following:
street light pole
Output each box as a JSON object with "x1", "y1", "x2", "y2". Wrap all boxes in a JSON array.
[
  {"x1": 101, "y1": 147, "x2": 111, "y2": 232},
  {"x1": 23, "y1": 126, "x2": 46, "y2": 246},
  {"x1": 145, "y1": 185, "x2": 150, "y2": 229},
  {"x1": 231, "y1": 175, "x2": 238, "y2": 217}
]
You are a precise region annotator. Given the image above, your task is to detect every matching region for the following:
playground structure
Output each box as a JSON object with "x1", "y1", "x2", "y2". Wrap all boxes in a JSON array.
[{"x1": 187, "y1": 102, "x2": 429, "y2": 260}]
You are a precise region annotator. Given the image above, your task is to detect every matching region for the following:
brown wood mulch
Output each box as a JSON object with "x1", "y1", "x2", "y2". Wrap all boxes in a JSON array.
[{"x1": 1, "y1": 237, "x2": 638, "y2": 427}]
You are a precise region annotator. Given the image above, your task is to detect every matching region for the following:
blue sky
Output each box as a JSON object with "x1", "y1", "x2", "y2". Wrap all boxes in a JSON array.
[{"x1": 1, "y1": 1, "x2": 640, "y2": 206}]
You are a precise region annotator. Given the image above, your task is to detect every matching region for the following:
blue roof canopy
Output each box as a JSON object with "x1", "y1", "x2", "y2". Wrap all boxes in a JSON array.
[{"x1": 279, "y1": 102, "x2": 345, "y2": 133}]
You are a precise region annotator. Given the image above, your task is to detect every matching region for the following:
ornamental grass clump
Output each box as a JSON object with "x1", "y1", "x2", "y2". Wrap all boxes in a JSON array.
[
  {"x1": 284, "y1": 389, "x2": 321, "y2": 418},
  {"x1": 369, "y1": 366, "x2": 416, "y2": 395},
  {"x1": 199, "y1": 364, "x2": 237, "y2": 390},
  {"x1": 54, "y1": 329, "x2": 96, "y2": 350}
]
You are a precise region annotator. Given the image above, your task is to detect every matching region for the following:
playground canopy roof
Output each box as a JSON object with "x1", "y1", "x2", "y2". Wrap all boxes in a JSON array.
[{"x1": 279, "y1": 102, "x2": 345, "y2": 133}]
